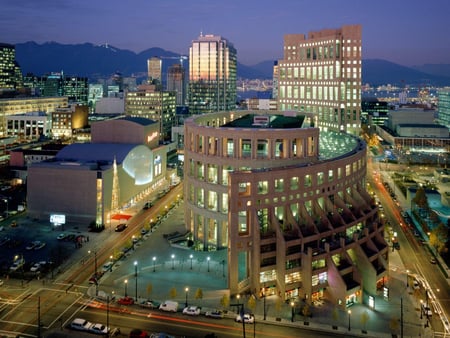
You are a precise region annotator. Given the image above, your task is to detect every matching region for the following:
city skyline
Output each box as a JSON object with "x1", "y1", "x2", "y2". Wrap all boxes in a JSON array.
[{"x1": 1, "y1": 0, "x2": 450, "y2": 67}]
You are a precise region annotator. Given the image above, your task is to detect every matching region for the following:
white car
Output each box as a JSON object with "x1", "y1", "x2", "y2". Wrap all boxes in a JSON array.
[
  {"x1": 57, "y1": 233, "x2": 67, "y2": 240},
  {"x1": 10, "y1": 259, "x2": 24, "y2": 271},
  {"x1": 182, "y1": 306, "x2": 201, "y2": 316},
  {"x1": 89, "y1": 323, "x2": 109, "y2": 335},
  {"x1": 235, "y1": 313, "x2": 255, "y2": 324},
  {"x1": 30, "y1": 263, "x2": 41, "y2": 272},
  {"x1": 102, "y1": 261, "x2": 113, "y2": 272},
  {"x1": 0, "y1": 279, "x2": 4, "y2": 286}
]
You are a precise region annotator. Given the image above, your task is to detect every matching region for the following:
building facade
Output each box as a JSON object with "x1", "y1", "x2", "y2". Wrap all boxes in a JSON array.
[
  {"x1": 277, "y1": 25, "x2": 362, "y2": 135},
  {"x1": 148, "y1": 57, "x2": 162, "y2": 86},
  {"x1": 184, "y1": 110, "x2": 387, "y2": 307},
  {"x1": 0, "y1": 43, "x2": 22, "y2": 90},
  {"x1": 27, "y1": 117, "x2": 168, "y2": 226},
  {"x1": 125, "y1": 84, "x2": 176, "y2": 141},
  {"x1": 0, "y1": 96, "x2": 68, "y2": 137},
  {"x1": 188, "y1": 34, "x2": 237, "y2": 114},
  {"x1": 437, "y1": 88, "x2": 450, "y2": 130},
  {"x1": 51, "y1": 105, "x2": 89, "y2": 139},
  {"x1": 167, "y1": 64, "x2": 186, "y2": 106},
  {"x1": 6, "y1": 111, "x2": 50, "y2": 141}
]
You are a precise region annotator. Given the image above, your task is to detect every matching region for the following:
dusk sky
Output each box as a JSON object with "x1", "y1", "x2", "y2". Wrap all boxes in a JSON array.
[{"x1": 1, "y1": 0, "x2": 450, "y2": 67}]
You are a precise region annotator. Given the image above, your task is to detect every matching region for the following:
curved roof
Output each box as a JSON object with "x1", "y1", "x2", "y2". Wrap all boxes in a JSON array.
[{"x1": 56, "y1": 143, "x2": 140, "y2": 164}]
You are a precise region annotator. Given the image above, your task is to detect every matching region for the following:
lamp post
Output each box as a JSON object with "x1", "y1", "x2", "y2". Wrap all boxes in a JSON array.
[
  {"x1": 406, "y1": 269, "x2": 409, "y2": 288},
  {"x1": 124, "y1": 279, "x2": 128, "y2": 297},
  {"x1": 207, "y1": 256, "x2": 210, "y2": 272},
  {"x1": 190, "y1": 254, "x2": 193, "y2": 270},
  {"x1": 152, "y1": 256, "x2": 156, "y2": 272},
  {"x1": 2, "y1": 198, "x2": 8, "y2": 217},
  {"x1": 109, "y1": 255, "x2": 113, "y2": 272},
  {"x1": 185, "y1": 287, "x2": 189, "y2": 308},
  {"x1": 290, "y1": 301, "x2": 295, "y2": 322},
  {"x1": 348, "y1": 310, "x2": 351, "y2": 331},
  {"x1": 262, "y1": 286, "x2": 266, "y2": 320},
  {"x1": 420, "y1": 300, "x2": 423, "y2": 319},
  {"x1": 236, "y1": 294, "x2": 240, "y2": 314},
  {"x1": 106, "y1": 296, "x2": 110, "y2": 338},
  {"x1": 88, "y1": 250, "x2": 98, "y2": 277},
  {"x1": 171, "y1": 254, "x2": 175, "y2": 270},
  {"x1": 134, "y1": 261, "x2": 138, "y2": 302}
]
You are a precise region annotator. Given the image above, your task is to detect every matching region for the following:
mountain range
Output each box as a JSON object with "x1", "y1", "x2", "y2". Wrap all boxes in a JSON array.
[{"x1": 14, "y1": 41, "x2": 450, "y2": 86}]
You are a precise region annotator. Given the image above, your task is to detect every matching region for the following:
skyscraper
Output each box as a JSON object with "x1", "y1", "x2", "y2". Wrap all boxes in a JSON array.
[
  {"x1": 148, "y1": 57, "x2": 162, "y2": 86},
  {"x1": 0, "y1": 43, "x2": 22, "y2": 90},
  {"x1": 167, "y1": 63, "x2": 186, "y2": 106},
  {"x1": 188, "y1": 34, "x2": 237, "y2": 114},
  {"x1": 277, "y1": 25, "x2": 362, "y2": 135}
]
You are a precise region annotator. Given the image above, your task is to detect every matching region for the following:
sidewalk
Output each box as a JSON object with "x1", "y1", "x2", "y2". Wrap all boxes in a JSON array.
[{"x1": 79, "y1": 198, "x2": 433, "y2": 338}]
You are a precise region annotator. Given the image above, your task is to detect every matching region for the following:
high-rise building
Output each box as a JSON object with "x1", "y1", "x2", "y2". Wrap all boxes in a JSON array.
[
  {"x1": 277, "y1": 25, "x2": 362, "y2": 135},
  {"x1": 437, "y1": 88, "x2": 450, "y2": 130},
  {"x1": 148, "y1": 57, "x2": 162, "y2": 86},
  {"x1": 167, "y1": 64, "x2": 186, "y2": 106},
  {"x1": 188, "y1": 34, "x2": 237, "y2": 114},
  {"x1": 125, "y1": 84, "x2": 176, "y2": 141},
  {"x1": 0, "y1": 43, "x2": 22, "y2": 90}
]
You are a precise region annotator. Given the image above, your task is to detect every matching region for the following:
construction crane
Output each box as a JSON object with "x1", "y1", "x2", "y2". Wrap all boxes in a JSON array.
[{"x1": 160, "y1": 55, "x2": 188, "y2": 67}]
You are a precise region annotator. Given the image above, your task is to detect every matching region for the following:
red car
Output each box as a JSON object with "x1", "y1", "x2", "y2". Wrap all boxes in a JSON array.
[{"x1": 117, "y1": 296, "x2": 134, "y2": 305}]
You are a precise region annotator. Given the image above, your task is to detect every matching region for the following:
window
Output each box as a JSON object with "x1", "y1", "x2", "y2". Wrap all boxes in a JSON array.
[
  {"x1": 258, "y1": 181, "x2": 268, "y2": 194},
  {"x1": 238, "y1": 210, "x2": 248, "y2": 234},
  {"x1": 275, "y1": 178, "x2": 284, "y2": 192},
  {"x1": 290, "y1": 177, "x2": 298, "y2": 190}
]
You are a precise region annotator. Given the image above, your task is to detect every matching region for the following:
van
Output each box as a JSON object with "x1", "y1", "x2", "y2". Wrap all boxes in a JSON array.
[
  {"x1": 159, "y1": 300, "x2": 178, "y2": 313},
  {"x1": 70, "y1": 317, "x2": 92, "y2": 331}
]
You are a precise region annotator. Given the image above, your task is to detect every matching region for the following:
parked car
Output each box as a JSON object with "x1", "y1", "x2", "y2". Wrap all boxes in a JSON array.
[
  {"x1": 140, "y1": 300, "x2": 160, "y2": 309},
  {"x1": 117, "y1": 296, "x2": 134, "y2": 305},
  {"x1": 0, "y1": 225, "x2": 4, "y2": 231},
  {"x1": 57, "y1": 233, "x2": 67, "y2": 240},
  {"x1": 159, "y1": 300, "x2": 178, "y2": 312},
  {"x1": 10, "y1": 259, "x2": 24, "y2": 271},
  {"x1": 235, "y1": 313, "x2": 254, "y2": 324},
  {"x1": 129, "y1": 328, "x2": 149, "y2": 338},
  {"x1": 182, "y1": 306, "x2": 201, "y2": 316},
  {"x1": 205, "y1": 309, "x2": 224, "y2": 319},
  {"x1": 0, "y1": 279, "x2": 4, "y2": 286},
  {"x1": 89, "y1": 323, "x2": 109, "y2": 335},
  {"x1": 430, "y1": 257, "x2": 437, "y2": 264},
  {"x1": 30, "y1": 262, "x2": 42, "y2": 272},
  {"x1": 70, "y1": 318, "x2": 92, "y2": 331},
  {"x1": 115, "y1": 223, "x2": 127, "y2": 232},
  {"x1": 102, "y1": 261, "x2": 113, "y2": 272}
]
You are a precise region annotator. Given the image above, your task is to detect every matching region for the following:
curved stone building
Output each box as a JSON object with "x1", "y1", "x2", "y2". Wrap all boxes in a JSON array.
[{"x1": 184, "y1": 110, "x2": 388, "y2": 308}]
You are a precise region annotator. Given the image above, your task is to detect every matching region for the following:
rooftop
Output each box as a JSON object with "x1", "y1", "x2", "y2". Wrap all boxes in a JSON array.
[{"x1": 221, "y1": 114, "x2": 305, "y2": 129}]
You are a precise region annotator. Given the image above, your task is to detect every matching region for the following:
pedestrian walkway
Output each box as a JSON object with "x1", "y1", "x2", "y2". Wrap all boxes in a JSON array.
[{"x1": 77, "y1": 197, "x2": 435, "y2": 338}]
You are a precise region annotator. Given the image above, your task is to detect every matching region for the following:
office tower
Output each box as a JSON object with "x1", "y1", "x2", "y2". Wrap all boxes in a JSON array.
[
  {"x1": 188, "y1": 34, "x2": 237, "y2": 114},
  {"x1": 148, "y1": 57, "x2": 162, "y2": 86},
  {"x1": 277, "y1": 25, "x2": 362, "y2": 135},
  {"x1": 125, "y1": 84, "x2": 176, "y2": 141},
  {"x1": 437, "y1": 88, "x2": 450, "y2": 130},
  {"x1": 0, "y1": 43, "x2": 22, "y2": 90},
  {"x1": 167, "y1": 64, "x2": 186, "y2": 106},
  {"x1": 63, "y1": 76, "x2": 88, "y2": 104},
  {"x1": 272, "y1": 61, "x2": 279, "y2": 100}
]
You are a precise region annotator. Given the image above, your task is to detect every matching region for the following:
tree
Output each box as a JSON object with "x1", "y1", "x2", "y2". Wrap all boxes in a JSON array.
[
  {"x1": 360, "y1": 310, "x2": 369, "y2": 331},
  {"x1": 146, "y1": 283, "x2": 153, "y2": 298},
  {"x1": 429, "y1": 223, "x2": 449, "y2": 254},
  {"x1": 332, "y1": 306, "x2": 340, "y2": 328},
  {"x1": 247, "y1": 295, "x2": 256, "y2": 312},
  {"x1": 195, "y1": 288, "x2": 203, "y2": 300},
  {"x1": 412, "y1": 187, "x2": 429, "y2": 212},
  {"x1": 220, "y1": 294, "x2": 230, "y2": 309},
  {"x1": 169, "y1": 287, "x2": 177, "y2": 299},
  {"x1": 301, "y1": 304, "x2": 311, "y2": 319}
]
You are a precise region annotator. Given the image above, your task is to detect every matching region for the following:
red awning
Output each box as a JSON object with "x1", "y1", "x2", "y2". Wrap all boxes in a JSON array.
[{"x1": 111, "y1": 214, "x2": 132, "y2": 221}]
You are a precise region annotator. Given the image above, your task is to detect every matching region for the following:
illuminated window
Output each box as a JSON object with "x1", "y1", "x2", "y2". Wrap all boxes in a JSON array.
[
  {"x1": 238, "y1": 210, "x2": 248, "y2": 234},
  {"x1": 275, "y1": 178, "x2": 284, "y2": 192},
  {"x1": 258, "y1": 181, "x2": 268, "y2": 194}
]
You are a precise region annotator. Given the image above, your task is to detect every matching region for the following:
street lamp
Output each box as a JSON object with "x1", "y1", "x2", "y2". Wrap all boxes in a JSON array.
[
  {"x1": 348, "y1": 310, "x2": 351, "y2": 331},
  {"x1": 236, "y1": 294, "x2": 240, "y2": 313},
  {"x1": 2, "y1": 198, "x2": 8, "y2": 217},
  {"x1": 406, "y1": 269, "x2": 409, "y2": 288},
  {"x1": 134, "y1": 261, "x2": 138, "y2": 302},
  {"x1": 290, "y1": 301, "x2": 295, "y2": 322},
  {"x1": 207, "y1": 256, "x2": 210, "y2": 272},
  {"x1": 190, "y1": 254, "x2": 193, "y2": 270},
  {"x1": 171, "y1": 254, "x2": 175, "y2": 270},
  {"x1": 88, "y1": 250, "x2": 97, "y2": 277},
  {"x1": 262, "y1": 286, "x2": 266, "y2": 320},
  {"x1": 124, "y1": 279, "x2": 128, "y2": 297},
  {"x1": 152, "y1": 256, "x2": 156, "y2": 272},
  {"x1": 420, "y1": 300, "x2": 423, "y2": 319},
  {"x1": 109, "y1": 255, "x2": 113, "y2": 272},
  {"x1": 185, "y1": 287, "x2": 189, "y2": 307}
]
